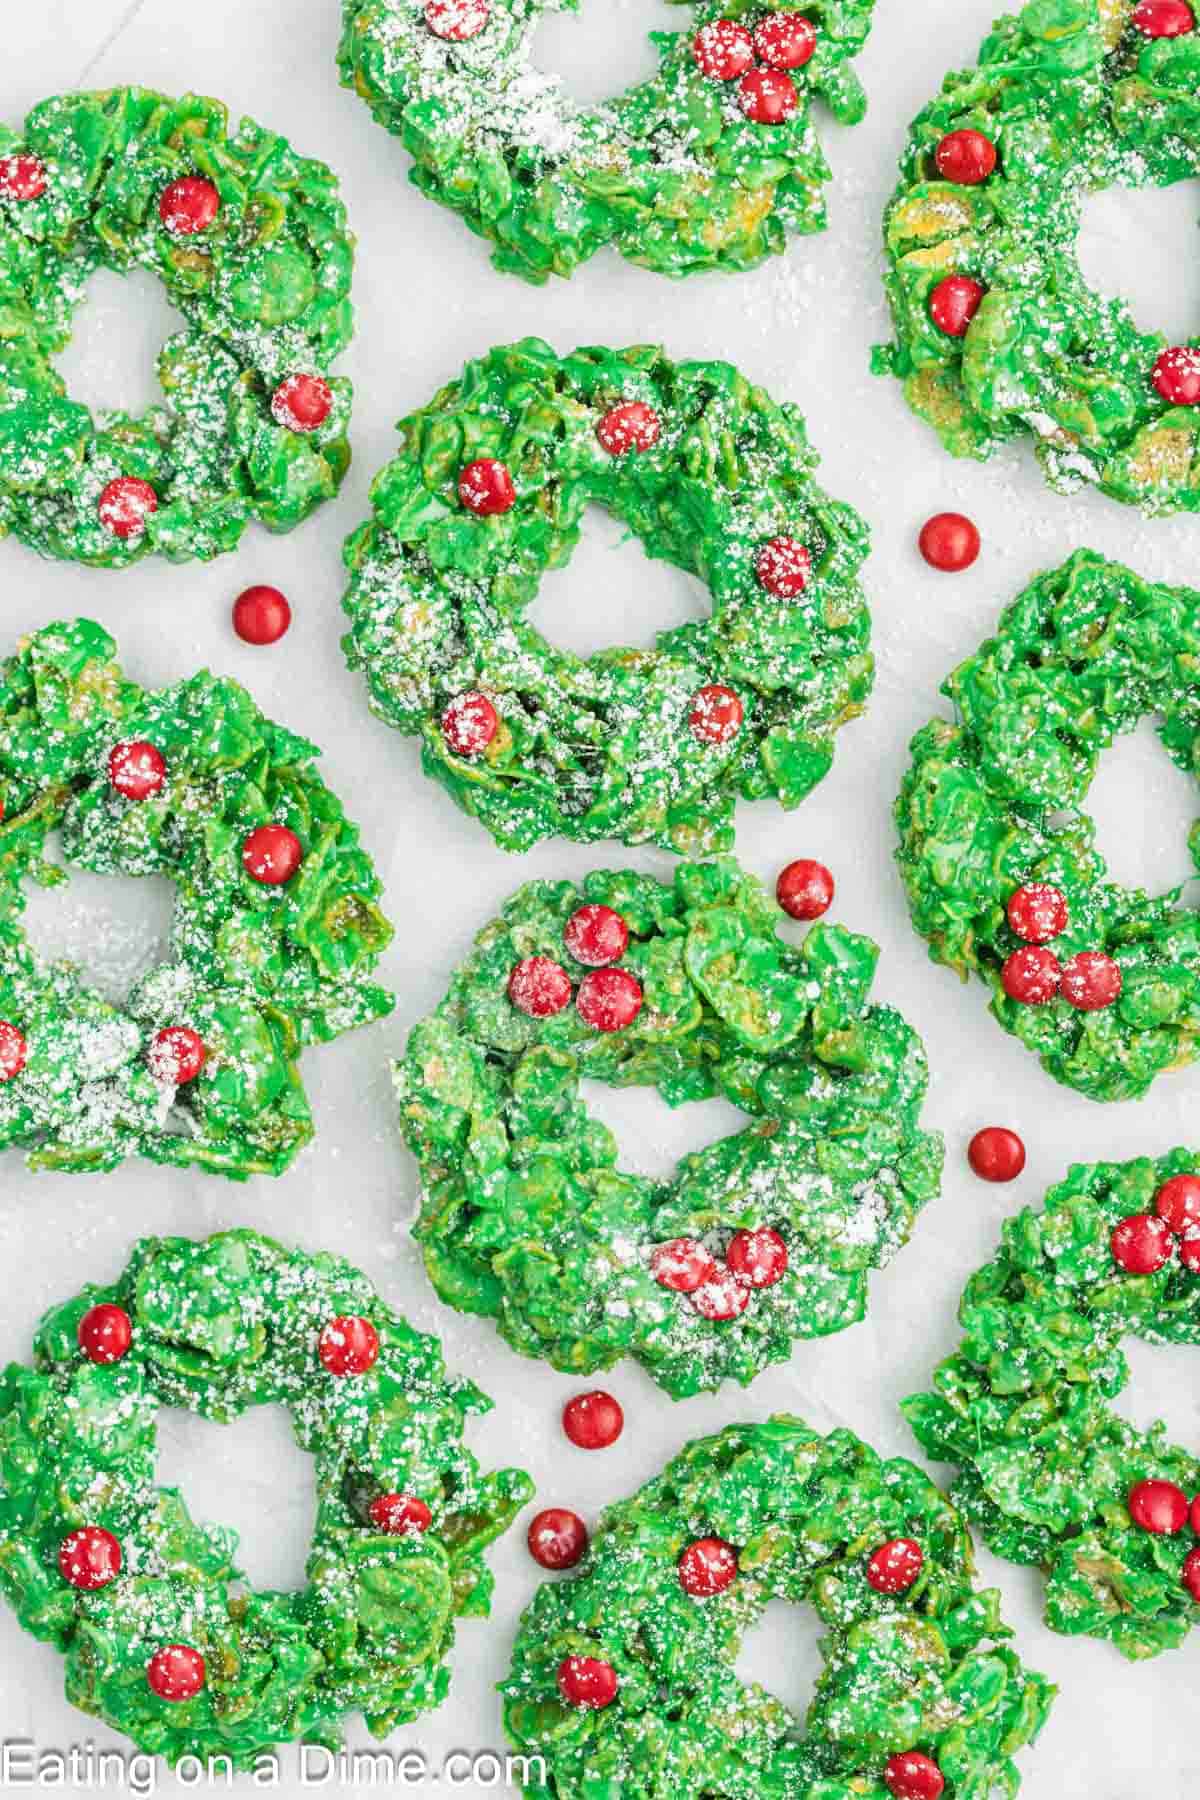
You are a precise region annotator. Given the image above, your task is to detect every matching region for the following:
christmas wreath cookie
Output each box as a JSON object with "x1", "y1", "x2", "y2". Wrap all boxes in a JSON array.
[
  {"x1": 394, "y1": 859, "x2": 943, "y2": 1399},
  {"x1": 342, "y1": 339, "x2": 873, "y2": 855},
  {"x1": 337, "y1": 0, "x2": 876, "y2": 284},
  {"x1": 907, "y1": 1151, "x2": 1200, "y2": 1660},
  {"x1": 874, "y1": 0, "x2": 1200, "y2": 514},
  {"x1": 503, "y1": 1416, "x2": 1054, "y2": 1798},
  {"x1": 897, "y1": 549, "x2": 1200, "y2": 1103},
  {"x1": 0, "y1": 86, "x2": 354, "y2": 566},
  {"x1": 0, "y1": 1229, "x2": 533, "y2": 1767},
  {"x1": 0, "y1": 619, "x2": 393, "y2": 1178}
]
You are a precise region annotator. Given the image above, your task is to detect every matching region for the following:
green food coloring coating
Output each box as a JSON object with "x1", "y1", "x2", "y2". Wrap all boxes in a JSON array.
[
  {"x1": 394, "y1": 858, "x2": 943, "y2": 1399},
  {"x1": 896, "y1": 549, "x2": 1200, "y2": 1103},
  {"x1": 0, "y1": 1228, "x2": 533, "y2": 1767},
  {"x1": 907, "y1": 1151, "x2": 1200, "y2": 1661},
  {"x1": 343, "y1": 339, "x2": 873, "y2": 855},
  {"x1": 873, "y1": 0, "x2": 1200, "y2": 514},
  {"x1": 0, "y1": 619, "x2": 394, "y2": 1178},
  {"x1": 337, "y1": 0, "x2": 876, "y2": 284},
  {"x1": 502, "y1": 1416, "x2": 1054, "y2": 1797},
  {"x1": 0, "y1": 87, "x2": 354, "y2": 566}
]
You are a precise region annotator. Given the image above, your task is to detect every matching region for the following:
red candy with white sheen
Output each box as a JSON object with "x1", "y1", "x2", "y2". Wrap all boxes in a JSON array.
[
  {"x1": 650, "y1": 1238, "x2": 718, "y2": 1293},
  {"x1": 148, "y1": 1026, "x2": 206, "y2": 1086},
  {"x1": 1111, "y1": 1213, "x2": 1175, "y2": 1275},
  {"x1": 369, "y1": 1493, "x2": 432, "y2": 1535},
  {"x1": 689, "y1": 684, "x2": 744, "y2": 744},
  {"x1": 1001, "y1": 945, "x2": 1061, "y2": 1004},
  {"x1": 426, "y1": 0, "x2": 490, "y2": 39},
  {"x1": 1060, "y1": 951, "x2": 1122, "y2": 1011},
  {"x1": 0, "y1": 154, "x2": 48, "y2": 200},
  {"x1": 557, "y1": 1655, "x2": 618, "y2": 1709},
  {"x1": 146, "y1": 1644, "x2": 206, "y2": 1702},
  {"x1": 1134, "y1": 0, "x2": 1196, "y2": 34},
  {"x1": 562, "y1": 1390, "x2": 624, "y2": 1450},
  {"x1": 564, "y1": 904, "x2": 629, "y2": 967},
  {"x1": 158, "y1": 176, "x2": 219, "y2": 235},
  {"x1": 678, "y1": 1536, "x2": 739, "y2": 1596},
  {"x1": 442, "y1": 690, "x2": 499, "y2": 757},
  {"x1": 1183, "y1": 1546, "x2": 1200, "y2": 1601},
  {"x1": 776, "y1": 858, "x2": 834, "y2": 921},
  {"x1": 1128, "y1": 1478, "x2": 1189, "y2": 1535},
  {"x1": 1006, "y1": 883, "x2": 1068, "y2": 943},
  {"x1": 527, "y1": 1507, "x2": 588, "y2": 1570},
  {"x1": 318, "y1": 1314, "x2": 379, "y2": 1376},
  {"x1": 756, "y1": 536, "x2": 811, "y2": 596},
  {"x1": 928, "y1": 275, "x2": 985, "y2": 337},
  {"x1": 738, "y1": 68, "x2": 799, "y2": 125},
  {"x1": 241, "y1": 824, "x2": 303, "y2": 885},
  {"x1": 726, "y1": 1227, "x2": 788, "y2": 1288},
  {"x1": 98, "y1": 476, "x2": 158, "y2": 540},
  {"x1": 693, "y1": 19, "x2": 755, "y2": 79},
  {"x1": 754, "y1": 13, "x2": 817, "y2": 69},
  {"x1": 77, "y1": 1304, "x2": 132, "y2": 1364},
  {"x1": 967, "y1": 1127, "x2": 1026, "y2": 1183},
  {"x1": 918, "y1": 511, "x2": 980, "y2": 572},
  {"x1": 577, "y1": 967, "x2": 643, "y2": 1032},
  {"x1": 108, "y1": 740, "x2": 166, "y2": 801},
  {"x1": 934, "y1": 129, "x2": 997, "y2": 185},
  {"x1": 271, "y1": 374, "x2": 333, "y2": 433},
  {"x1": 1155, "y1": 1173, "x2": 1200, "y2": 1232},
  {"x1": 58, "y1": 1526, "x2": 122, "y2": 1591},
  {"x1": 509, "y1": 956, "x2": 573, "y2": 1018},
  {"x1": 233, "y1": 584, "x2": 292, "y2": 645},
  {"x1": 596, "y1": 402, "x2": 661, "y2": 455},
  {"x1": 866, "y1": 1537, "x2": 924, "y2": 1595},
  {"x1": 884, "y1": 1753, "x2": 945, "y2": 1800},
  {"x1": 0, "y1": 1021, "x2": 27, "y2": 1083},
  {"x1": 690, "y1": 1267, "x2": 751, "y2": 1321},
  {"x1": 459, "y1": 458, "x2": 516, "y2": 515}
]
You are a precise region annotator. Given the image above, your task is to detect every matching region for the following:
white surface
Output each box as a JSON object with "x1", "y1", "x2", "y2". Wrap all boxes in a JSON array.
[{"x1": 3, "y1": 2, "x2": 1200, "y2": 1795}]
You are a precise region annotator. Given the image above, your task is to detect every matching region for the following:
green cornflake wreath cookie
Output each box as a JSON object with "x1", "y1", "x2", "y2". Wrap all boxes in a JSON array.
[
  {"x1": 0, "y1": 86, "x2": 354, "y2": 566},
  {"x1": 342, "y1": 339, "x2": 873, "y2": 855},
  {"x1": 906, "y1": 1150, "x2": 1200, "y2": 1661},
  {"x1": 0, "y1": 1228, "x2": 533, "y2": 1768},
  {"x1": 337, "y1": 0, "x2": 876, "y2": 284},
  {"x1": 873, "y1": 0, "x2": 1200, "y2": 514},
  {"x1": 0, "y1": 619, "x2": 394, "y2": 1178},
  {"x1": 896, "y1": 549, "x2": 1200, "y2": 1104},
  {"x1": 502, "y1": 1416, "x2": 1054, "y2": 1798},
  {"x1": 394, "y1": 859, "x2": 943, "y2": 1400}
]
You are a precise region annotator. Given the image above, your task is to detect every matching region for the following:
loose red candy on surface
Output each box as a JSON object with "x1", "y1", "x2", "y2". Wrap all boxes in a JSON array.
[
  {"x1": 108, "y1": 740, "x2": 166, "y2": 801},
  {"x1": 776, "y1": 858, "x2": 834, "y2": 921},
  {"x1": 146, "y1": 1644, "x2": 206, "y2": 1702},
  {"x1": 866, "y1": 1538, "x2": 924, "y2": 1595},
  {"x1": 58, "y1": 1526, "x2": 122, "y2": 1591},
  {"x1": 918, "y1": 511, "x2": 980, "y2": 571},
  {"x1": 737, "y1": 67, "x2": 799, "y2": 124},
  {"x1": 690, "y1": 1268, "x2": 751, "y2": 1321},
  {"x1": 1111, "y1": 1213, "x2": 1175, "y2": 1275},
  {"x1": 0, "y1": 1020, "x2": 28, "y2": 1083},
  {"x1": 158, "y1": 176, "x2": 219, "y2": 235},
  {"x1": 233, "y1": 584, "x2": 292, "y2": 645},
  {"x1": 1152, "y1": 346, "x2": 1200, "y2": 405},
  {"x1": 884, "y1": 1753, "x2": 945, "y2": 1800},
  {"x1": 241, "y1": 824, "x2": 303, "y2": 885},
  {"x1": 650, "y1": 1238, "x2": 719, "y2": 1293},
  {"x1": 934, "y1": 129, "x2": 997, "y2": 186},
  {"x1": 688, "y1": 684, "x2": 744, "y2": 745},
  {"x1": 271, "y1": 373, "x2": 333, "y2": 433},
  {"x1": 557, "y1": 1655, "x2": 618, "y2": 1709},
  {"x1": 1134, "y1": 0, "x2": 1196, "y2": 34},
  {"x1": 0, "y1": 154, "x2": 48, "y2": 200},
  {"x1": 678, "y1": 1536, "x2": 739, "y2": 1597},
  {"x1": 369, "y1": 1493, "x2": 432, "y2": 1535},
  {"x1": 1183, "y1": 1546, "x2": 1200, "y2": 1602},
  {"x1": 98, "y1": 476, "x2": 158, "y2": 540},
  {"x1": 1001, "y1": 945, "x2": 1061, "y2": 1004},
  {"x1": 564, "y1": 904, "x2": 629, "y2": 967},
  {"x1": 1155, "y1": 1173, "x2": 1200, "y2": 1233},
  {"x1": 318, "y1": 1315, "x2": 380, "y2": 1377},
  {"x1": 77, "y1": 1304, "x2": 132, "y2": 1364},
  {"x1": 692, "y1": 18, "x2": 755, "y2": 79},
  {"x1": 928, "y1": 275, "x2": 985, "y2": 337},
  {"x1": 441, "y1": 690, "x2": 499, "y2": 757},
  {"x1": 562, "y1": 1390, "x2": 624, "y2": 1450},
  {"x1": 756, "y1": 536, "x2": 811, "y2": 597},
  {"x1": 508, "y1": 956, "x2": 573, "y2": 1019},
  {"x1": 1006, "y1": 883, "x2": 1067, "y2": 943},
  {"x1": 458, "y1": 458, "x2": 516, "y2": 515},
  {"x1": 1128, "y1": 1478, "x2": 1189, "y2": 1535},
  {"x1": 726, "y1": 1227, "x2": 788, "y2": 1288},
  {"x1": 577, "y1": 967, "x2": 643, "y2": 1032},
  {"x1": 753, "y1": 12, "x2": 817, "y2": 69},
  {"x1": 1061, "y1": 951, "x2": 1121, "y2": 1011},
  {"x1": 426, "y1": 0, "x2": 490, "y2": 38},
  {"x1": 148, "y1": 1026, "x2": 206, "y2": 1086},
  {"x1": 596, "y1": 402, "x2": 661, "y2": 456},
  {"x1": 967, "y1": 1126, "x2": 1026, "y2": 1183},
  {"x1": 527, "y1": 1507, "x2": 589, "y2": 1570}
]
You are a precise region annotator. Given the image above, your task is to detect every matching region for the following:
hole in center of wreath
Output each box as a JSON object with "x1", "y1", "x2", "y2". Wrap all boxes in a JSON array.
[
  {"x1": 1076, "y1": 179, "x2": 1200, "y2": 344},
  {"x1": 526, "y1": 509, "x2": 711, "y2": 660},
  {"x1": 532, "y1": 0, "x2": 682, "y2": 109},
  {"x1": 54, "y1": 267, "x2": 187, "y2": 420},
  {"x1": 1084, "y1": 716, "x2": 1198, "y2": 897},
  {"x1": 155, "y1": 1406, "x2": 315, "y2": 1594},
  {"x1": 1113, "y1": 1334, "x2": 1200, "y2": 1457},
  {"x1": 734, "y1": 1598, "x2": 824, "y2": 1727},
  {"x1": 580, "y1": 1081, "x2": 753, "y2": 1182},
  {"x1": 21, "y1": 851, "x2": 175, "y2": 1007}
]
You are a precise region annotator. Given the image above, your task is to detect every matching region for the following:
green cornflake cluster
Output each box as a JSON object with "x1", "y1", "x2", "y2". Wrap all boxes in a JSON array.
[
  {"x1": 394, "y1": 860, "x2": 943, "y2": 1399},
  {"x1": 503, "y1": 1416, "x2": 1054, "y2": 1797},
  {"x1": 906, "y1": 1152, "x2": 1200, "y2": 1661},
  {"x1": 896, "y1": 550, "x2": 1200, "y2": 1102},
  {"x1": 873, "y1": 0, "x2": 1200, "y2": 513},
  {"x1": 0, "y1": 1229, "x2": 533, "y2": 1768},
  {"x1": 0, "y1": 619, "x2": 394, "y2": 1178},
  {"x1": 0, "y1": 87, "x2": 354, "y2": 566},
  {"x1": 337, "y1": 0, "x2": 876, "y2": 284},
  {"x1": 343, "y1": 339, "x2": 873, "y2": 855}
]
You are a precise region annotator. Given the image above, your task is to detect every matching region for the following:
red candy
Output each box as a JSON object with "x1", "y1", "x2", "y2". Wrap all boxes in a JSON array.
[
  {"x1": 651, "y1": 1238, "x2": 719, "y2": 1294},
  {"x1": 562, "y1": 1390, "x2": 624, "y2": 1450},
  {"x1": 678, "y1": 1536, "x2": 739, "y2": 1596},
  {"x1": 271, "y1": 373, "x2": 333, "y2": 433},
  {"x1": 967, "y1": 1127, "x2": 1026, "y2": 1183},
  {"x1": 233, "y1": 584, "x2": 292, "y2": 645},
  {"x1": 726, "y1": 1227, "x2": 788, "y2": 1288},
  {"x1": 596, "y1": 402, "x2": 661, "y2": 456},
  {"x1": 928, "y1": 275, "x2": 985, "y2": 337},
  {"x1": 108, "y1": 740, "x2": 166, "y2": 802},
  {"x1": 98, "y1": 476, "x2": 158, "y2": 541},
  {"x1": 557, "y1": 1655, "x2": 618, "y2": 1709},
  {"x1": 737, "y1": 68, "x2": 799, "y2": 125},
  {"x1": 884, "y1": 1753, "x2": 945, "y2": 1800},
  {"x1": 1152, "y1": 346, "x2": 1200, "y2": 405},
  {"x1": 368, "y1": 1493, "x2": 432, "y2": 1536},
  {"x1": 564, "y1": 904, "x2": 629, "y2": 967},
  {"x1": 918, "y1": 511, "x2": 980, "y2": 572},
  {"x1": 158, "y1": 176, "x2": 219, "y2": 235},
  {"x1": 1112, "y1": 1213, "x2": 1175, "y2": 1275},
  {"x1": 1006, "y1": 883, "x2": 1067, "y2": 943},
  {"x1": 1060, "y1": 951, "x2": 1121, "y2": 1011},
  {"x1": 0, "y1": 1020, "x2": 28, "y2": 1083},
  {"x1": 77, "y1": 1304, "x2": 132, "y2": 1364},
  {"x1": 934, "y1": 129, "x2": 997, "y2": 185},
  {"x1": 0, "y1": 154, "x2": 48, "y2": 201},
  {"x1": 459, "y1": 458, "x2": 516, "y2": 516},
  {"x1": 1155, "y1": 1173, "x2": 1200, "y2": 1233},
  {"x1": 58, "y1": 1526, "x2": 122, "y2": 1591},
  {"x1": 527, "y1": 1507, "x2": 589, "y2": 1570},
  {"x1": 426, "y1": 0, "x2": 490, "y2": 38},
  {"x1": 241, "y1": 824, "x2": 303, "y2": 885},
  {"x1": 509, "y1": 956, "x2": 573, "y2": 1019},
  {"x1": 318, "y1": 1315, "x2": 380, "y2": 1377},
  {"x1": 1128, "y1": 1478, "x2": 1189, "y2": 1535},
  {"x1": 753, "y1": 12, "x2": 817, "y2": 69},
  {"x1": 692, "y1": 19, "x2": 755, "y2": 79},
  {"x1": 146, "y1": 1644, "x2": 206, "y2": 1702},
  {"x1": 1134, "y1": 0, "x2": 1195, "y2": 34},
  {"x1": 776, "y1": 858, "x2": 834, "y2": 921},
  {"x1": 147, "y1": 1026, "x2": 206, "y2": 1086},
  {"x1": 577, "y1": 968, "x2": 643, "y2": 1032},
  {"x1": 688, "y1": 684, "x2": 744, "y2": 745},
  {"x1": 866, "y1": 1538, "x2": 924, "y2": 1595},
  {"x1": 1001, "y1": 945, "x2": 1061, "y2": 1004},
  {"x1": 756, "y1": 536, "x2": 811, "y2": 597},
  {"x1": 441, "y1": 690, "x2": 499, "y2": 757},
  {"x1": 690, "y1": 1268, "x2": 751, "y2": 1321},
  {"x1": 1183, "y1": 1546, "x2": 1200, "y2": 1602},
  {"x1": 1181, "y1": 1235, "x2": 1200, "y2": 1274}
]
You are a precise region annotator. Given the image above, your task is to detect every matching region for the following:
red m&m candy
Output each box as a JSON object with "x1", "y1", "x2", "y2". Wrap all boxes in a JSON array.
[
  {"x1": 1111, "y1": 1213, "x2": 1175, "y2": 1275},
  {"x1": 1128, "y1": 1478, "x2": 1189, "y2": 1535},
  {"x1": 928, "y1": 275, "x2": 985, "y2": 337},
  {"x1": 934, "y1": 129, "x2": 997, "y2": 185},
  {"x1": 557, "y1": 1655, "x2": 618, "y2": 1708},
  {"x1": 318, "y1": 1315, "x2": 379, "y2": 1376},
  {"x1": 562, "y1": 1390, "x2": 624, "y2": 1450},
  {"x1": 146, "y1": 1644, "x2": 206, "y2": 1702},
  {"x1": 369, "y1": 1493, "x2": 432, "y2": 1535},
  {"x1": 596, "y1": 402, "x2": 661, "y2": 456},
  {"x1": 678, "y1": 1536, "x2": 739, "y2": 1596},
  {"x1": 866, "y1": 1538, "x2": 924, "y2": 1594},
  {"x1": 528, "y1": 1508, "x2": 588, "y2": 1570}
]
